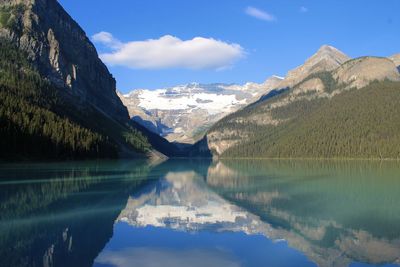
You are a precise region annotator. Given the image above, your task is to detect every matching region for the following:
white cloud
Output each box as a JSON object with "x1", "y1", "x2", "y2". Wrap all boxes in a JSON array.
[
  {"x1": 300, "y1": 6, "x2": 308, "y2": 13},
  {"x1": 245, "y1": 6, "x2": 276, "y2": 22},
  {"x1": 95, "y1": 247, "x2": 241, "y2": 267},
  {"x1": 92, "y1": 33, "x2": 245, "y2": 70},
  {"x1": 92, "y1": 31, "x2": 122, "y2": 49}
]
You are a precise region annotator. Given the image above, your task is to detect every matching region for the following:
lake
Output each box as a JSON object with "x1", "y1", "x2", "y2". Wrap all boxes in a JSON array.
[{"x1": 1, "y1": 159, "x2": 400, "y2": 267}]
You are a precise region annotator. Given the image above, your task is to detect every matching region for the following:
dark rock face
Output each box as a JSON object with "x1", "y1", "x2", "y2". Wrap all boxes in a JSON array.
[{"x1": 0, "y1": 0, "x2": 128, "y2": 120}]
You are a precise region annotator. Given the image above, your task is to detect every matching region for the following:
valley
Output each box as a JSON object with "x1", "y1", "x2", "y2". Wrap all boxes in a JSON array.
[
  {"x1": 1, "y1": 0, "x2": 400, "y2": 161},
  {"x1": 119, "y1": 44, "x2": 400, "y2": 159}
]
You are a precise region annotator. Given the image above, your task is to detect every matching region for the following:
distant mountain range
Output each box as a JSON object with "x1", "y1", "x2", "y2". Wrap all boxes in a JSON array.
[{"x1": 119, "y1": 77, "x2": 283, "y2": 144}]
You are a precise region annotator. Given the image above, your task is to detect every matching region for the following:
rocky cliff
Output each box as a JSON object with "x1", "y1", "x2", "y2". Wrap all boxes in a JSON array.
[
  {"x1": 0, "y1": 0, "x2": 180, "y2": 159},
  {"x1": 0, "y1": 0, "x2": 127, "y2": 120}
]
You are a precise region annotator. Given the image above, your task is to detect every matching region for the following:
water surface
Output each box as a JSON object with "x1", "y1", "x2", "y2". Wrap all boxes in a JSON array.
[{"x1": 1, "y1": 159, "x2": 400, "y2": 267}]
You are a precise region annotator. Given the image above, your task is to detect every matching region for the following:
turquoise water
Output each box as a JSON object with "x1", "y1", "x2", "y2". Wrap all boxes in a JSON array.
[{"x1": 1, "y1": 159, "x2": 400, "y2": 267}]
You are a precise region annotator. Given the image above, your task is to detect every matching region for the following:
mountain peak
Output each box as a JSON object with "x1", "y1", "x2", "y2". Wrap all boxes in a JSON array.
[
  {"x1": 315, "y1": 45, "x2": 349, "y2": 60},
  {"x1": 310, "y1": 45, "x2": 349, "y2": 64},
  {"x1": 277, "y1": 45, "x2": 350, "y2": 89},
  {"x1": 317, "y1": 44, "x2": 340, "y2": 53}
]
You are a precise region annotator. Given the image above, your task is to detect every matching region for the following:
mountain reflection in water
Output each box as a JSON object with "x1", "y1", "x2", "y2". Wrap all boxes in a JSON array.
[
  {"x1": 1, "y1": 159, "x2": 400, "y2": 267},
  {"x1": 95, "y1": 160, "x2": 400, "y2": 267}
]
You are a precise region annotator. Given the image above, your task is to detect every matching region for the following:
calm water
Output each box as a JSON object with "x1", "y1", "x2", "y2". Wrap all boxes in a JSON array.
[{"x1": 1, "y1": 159, "x2": 400, "y2": 267}]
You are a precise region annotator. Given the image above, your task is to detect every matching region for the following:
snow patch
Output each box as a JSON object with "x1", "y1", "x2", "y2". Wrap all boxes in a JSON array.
[{"x1": 137, "y1": 89, "x2": 247, "y2": 115}]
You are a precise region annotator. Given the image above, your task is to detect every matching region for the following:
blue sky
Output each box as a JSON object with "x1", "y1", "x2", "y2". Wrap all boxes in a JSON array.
[{"x1": 59, "y1": 0, "x2": 400, "y2": 93}]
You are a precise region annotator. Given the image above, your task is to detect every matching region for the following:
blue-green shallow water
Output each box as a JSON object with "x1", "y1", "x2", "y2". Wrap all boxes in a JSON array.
[{"x1": 1, "y1": 159, "x2": 400, "y2": 267}]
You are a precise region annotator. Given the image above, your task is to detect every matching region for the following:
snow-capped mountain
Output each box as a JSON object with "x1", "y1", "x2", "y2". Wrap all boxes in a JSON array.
[
  {"x1": 117, "y1": 170, "x2": 266, "y2": 233},
  {"x1": 119, "y1": 77, "x2": 283, "y2": 144}
]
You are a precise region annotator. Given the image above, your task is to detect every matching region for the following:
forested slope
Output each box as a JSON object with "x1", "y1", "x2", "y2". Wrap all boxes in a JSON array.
[
  {"x1": 0, "y1": 40, "x2": 152, "y2": 159},
  {"x1": 221, "y1": 81, "x2": 400, "y2": 159}
]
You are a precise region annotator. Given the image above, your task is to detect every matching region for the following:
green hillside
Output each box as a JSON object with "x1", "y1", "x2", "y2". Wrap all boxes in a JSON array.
[{"x1": 220, "y1": 81, "x2": 400, "y2": 159}]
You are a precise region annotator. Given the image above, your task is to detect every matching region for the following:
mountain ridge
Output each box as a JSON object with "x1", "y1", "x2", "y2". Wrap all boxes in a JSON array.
[{"x1": 190, "y1": 45, "x2": 400, "y2": 158}]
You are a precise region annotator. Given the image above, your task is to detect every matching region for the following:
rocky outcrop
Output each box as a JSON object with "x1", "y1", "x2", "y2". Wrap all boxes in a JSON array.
[
  {"x1": 334, "y1": 57, "x2": 400, "y2": 89},
  {"x1": 0, "y1": 0, "x2": 128, "y2": 120},
  {"x1": 389, "y1": 54, "x2": 400, "y2": 72},
  {"x1": 292, "y1": 78, "x2": 325, "y2": 96}
]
